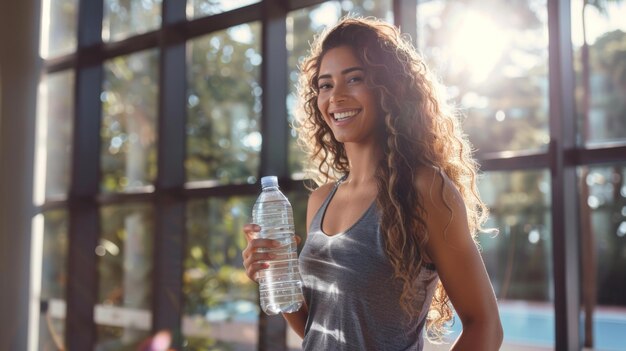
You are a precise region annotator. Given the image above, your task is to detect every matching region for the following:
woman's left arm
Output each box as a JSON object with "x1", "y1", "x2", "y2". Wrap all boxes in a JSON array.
[{"x1": 420, "y1": 170, "x2": 503, "y2": 351}]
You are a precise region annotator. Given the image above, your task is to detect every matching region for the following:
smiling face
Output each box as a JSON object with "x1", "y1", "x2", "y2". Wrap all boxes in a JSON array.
[{"x1": 316, "y1": 45, "x2": 382, "y2": 145}]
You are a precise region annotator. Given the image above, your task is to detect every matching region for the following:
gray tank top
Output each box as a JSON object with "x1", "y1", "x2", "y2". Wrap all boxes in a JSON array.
[{"x1": 299, "y1": 178, "x2": 439, "y2": 351}]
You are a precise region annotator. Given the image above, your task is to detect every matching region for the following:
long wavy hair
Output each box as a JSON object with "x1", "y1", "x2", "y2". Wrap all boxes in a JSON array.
[{"x1": 294, "y1": 17, "x2": 489, "y2": 339}]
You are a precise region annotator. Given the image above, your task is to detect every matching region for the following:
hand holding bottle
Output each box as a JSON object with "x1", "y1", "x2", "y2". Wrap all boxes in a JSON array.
[
  {"x1": 242, "y1": 176, "x2": 304, "y2": 315},
  {"x1": 242, "y1": 224, "x2": 302, "y2": 282},
  {"x1": 242, "y1": 223, "x2": 278, "y2": 282}
]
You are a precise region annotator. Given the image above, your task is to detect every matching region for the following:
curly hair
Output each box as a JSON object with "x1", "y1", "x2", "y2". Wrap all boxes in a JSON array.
[{"x1": 293, "y1": 16, "x2": 489, "y2": 339}]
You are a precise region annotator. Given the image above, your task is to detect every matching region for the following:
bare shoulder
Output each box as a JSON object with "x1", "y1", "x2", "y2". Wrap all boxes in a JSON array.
[
  {"x1": 305, "y1": 182, "x2": 336, "y2": 228},
  {"x1": 415, "y1": 166, "x2": 465, "y2": 214},
  {"x1": 416, "y1": 166, "x2": 473, "y2": 258},
  {"x1": 308, "y1": 182, "x2": 335, "y2": 211}
]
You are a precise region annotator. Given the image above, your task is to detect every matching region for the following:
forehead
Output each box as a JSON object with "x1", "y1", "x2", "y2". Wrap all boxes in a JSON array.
[{"x1": 319, "y1": 45, "x2": 363, "y2": 74}]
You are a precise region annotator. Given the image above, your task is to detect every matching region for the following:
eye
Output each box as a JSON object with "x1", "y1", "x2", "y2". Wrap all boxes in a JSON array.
[
  {"x1": 348, "y1": 75, "x2": 363, "y2": 84},
  {"x1": 318, "y1": 82, "x2": 332, "y2": 90}
]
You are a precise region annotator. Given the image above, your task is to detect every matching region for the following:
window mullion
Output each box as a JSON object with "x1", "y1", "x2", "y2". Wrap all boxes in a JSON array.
[
  {"x1": 151, "y1": 0, "x2": 187, "y2": 345},
  {"x1": 547, "y1": 0, "x2": 581, "y2": 349},
  {"x1": 260, "y1": 0, "x2": 289, "y2": 181},
  {"x1": 259, "y1": 0, "x2": 289, "y2": 350},
  {"x1": 66, "y1": 1, "x2": 104, "y2": 350},
  {"x1": 394, "y1": 0, "x2": 418, "y2": 47}
]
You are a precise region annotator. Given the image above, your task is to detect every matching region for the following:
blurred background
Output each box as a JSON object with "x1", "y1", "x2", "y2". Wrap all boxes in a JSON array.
[{"x1": 1, "y1": 0, "x2": 625, "y2": 350}]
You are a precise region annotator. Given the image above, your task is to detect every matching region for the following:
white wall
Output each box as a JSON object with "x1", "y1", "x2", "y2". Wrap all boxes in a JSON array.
[{"x1": 0, "y1": 1, "x2": 41, "y2": 349}]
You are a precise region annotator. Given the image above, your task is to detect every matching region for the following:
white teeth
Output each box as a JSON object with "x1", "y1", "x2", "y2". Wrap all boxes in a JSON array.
[{"x1": 333, "y1": 110, "x2": 359, "y2": 121}]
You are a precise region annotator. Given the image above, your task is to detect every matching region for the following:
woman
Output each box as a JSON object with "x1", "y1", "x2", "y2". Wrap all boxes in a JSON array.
[{"x1": 243, "y1": 17, "x2": 503, "y2": 350}]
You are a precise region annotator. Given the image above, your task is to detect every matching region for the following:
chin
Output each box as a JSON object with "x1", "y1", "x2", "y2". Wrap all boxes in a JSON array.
[{"x1": 330, "y1": 133, "x2": 349, "y2": 143}]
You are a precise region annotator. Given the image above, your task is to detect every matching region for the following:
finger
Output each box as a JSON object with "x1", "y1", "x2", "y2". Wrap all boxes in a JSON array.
[
  {"x1": 251, "y1": 251, "x2": 276, "y2": 262},
  {"x1": 294, "y1": 235, "x2": 302, "y2": 246},
  {"x1": 243, "y1": 250, "x2": 268, "y2": 270},
  {"x1": 249, "y1": 238, "x2": 281, "y2": 250},
  {"x1": 246, "y1": 262, "x2": 269, "y2": 282},
  {"x1": 242, "y1": 246, "x2": 252, "y2": 263},
  {"x1": 242, "y1": 239, "x2": 276, "y2": 264},
  {"x1": 243, "y1": 223, "x2": 261, "y2": 241},
  {"x1": 243, "y1": 251, "x2": 275, "y2": 269}
]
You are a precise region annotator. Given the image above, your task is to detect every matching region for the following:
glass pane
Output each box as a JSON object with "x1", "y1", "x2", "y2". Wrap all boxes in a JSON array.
[
  {"x1": 580, "y1": 165, "x2": 626, "y2": 350},
  {"x1": 96, "y1": 203, "x2": 153, "y2": 350},
  {"x1": 103, "y1": 0, "x2": 162, "y2": 42},
  {"x1": 40, "y1": 0, "x2": 78, "y2": 58},
  {"x1": 337, "y1": 0, "x2": 393, "y2": 20},
  {"x1": 572, "y1": 1, "x2": 626, "y2": 146},
  {"x1": 186, "y1": 0, "x2": 260, "y2": 19},
  {"x1": 417, "y1": 0, "x2": 549, "y2": 154},
  {"x1": 35, "y1": 71, "x2": 74, "y2": 202},
  {"x1": 182, "y1": 196, "x2": 258, "y2": 349},
  {"x1": 286, "y1": 2, "x2": 340, "y2": 178},
  {"x1": 101, "y1": 49, "x2": 159, "y2": 193},
  {"x1": 469, "y1": 170, "x2": 554, "y2": 349},
  {"x1": 186, "y1": 22, "x2": 262, "y2": 184},
  {"x1": 286, "y1": 1, "x2": 393, "y2": 177},
  {"x1": 38, "y1": 210, "x2": 69, "y2": 351}
]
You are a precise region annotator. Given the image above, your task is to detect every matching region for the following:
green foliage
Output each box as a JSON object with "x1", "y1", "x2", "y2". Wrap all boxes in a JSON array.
[
  {"x1": 186, "y1": 23, "x2": 262, "y2": 184},
  {"x1": 98, "y1": 204, "x2": 154, "y2": 306},
  {"x1": 182, "y1": 196, "x2": 257, "y2": 348},
  {"x1": 101, "y1": 50, "x2": 160, "y2": 193},
  {"x1": 103, "y1": 0, "x2": 162, "y2": 41},
  {"x1": 587, "y1": 30, "x2": 626, "y2": 142},
  {"x1": 478, "y1": 171, "x2": 553, "y2": 301}
]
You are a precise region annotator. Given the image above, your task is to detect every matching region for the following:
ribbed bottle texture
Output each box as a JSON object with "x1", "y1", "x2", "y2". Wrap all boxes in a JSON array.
[{"x1": 252, "y1": 176, "x2": 304, "y2": 315}]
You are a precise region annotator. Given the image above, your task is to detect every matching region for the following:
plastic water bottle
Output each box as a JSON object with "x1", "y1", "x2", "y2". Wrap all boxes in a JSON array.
[{"x1": 252, "y1": 176, "x2": 304, "y2": 315}]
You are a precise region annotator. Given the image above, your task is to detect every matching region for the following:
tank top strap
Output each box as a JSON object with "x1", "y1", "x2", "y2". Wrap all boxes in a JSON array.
[{"x1": 309, "y1": 175, "x2": 347, "y2": 232}]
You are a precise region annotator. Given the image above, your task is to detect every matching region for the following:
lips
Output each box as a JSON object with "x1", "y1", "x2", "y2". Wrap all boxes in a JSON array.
[{"x1": 331, "y1": 109, "x2": 361, "y2": 121}]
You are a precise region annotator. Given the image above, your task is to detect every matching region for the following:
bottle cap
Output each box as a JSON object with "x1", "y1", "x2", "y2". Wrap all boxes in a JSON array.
[{"x1": 261, "y1": 176, "x2": 278, "y2": 188}]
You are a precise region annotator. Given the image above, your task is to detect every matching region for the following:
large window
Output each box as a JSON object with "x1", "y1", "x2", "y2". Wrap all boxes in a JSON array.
[
  {"x1": 36, "y1": 210, "x2": 68, "y2": 351},
  {"x1": 35, "y1": 70, "x2": 75, "y2": 201},
  {"x1": 418, "y1": 0, "x2": 549, "y2": 155},
  {"x1": 34, "y1": 0, "x2": 626, "y2": 350},
  {"x1": 101, "y1": 50, "x2": 160, "y2": 193},
  {"x1": 417, "y1": 1, "x2": 554, "y2": 347},
  {"x1": 39, "y1": 0, "x2": 78, "y2": 58},
  {"x1": 186, "y1": 22, "x2": 262, "y2": 184},
  {"x1": 579, "y1": 164, "x2": 626, "y2": 351},
  {"x1": 182, "y1": 196, "x2": 257, "y2": 349},
  {"x1": 572, "y1": 1, "x2": 626, "y2": 146},
  {"x1": 102, "y1": 0, "x2": 162, "y2": 42}
]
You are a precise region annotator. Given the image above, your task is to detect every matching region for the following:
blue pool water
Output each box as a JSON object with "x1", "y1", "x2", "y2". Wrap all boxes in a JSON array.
[{"x1": 445, "y1": 302, "x2": 626, "y2": 350}]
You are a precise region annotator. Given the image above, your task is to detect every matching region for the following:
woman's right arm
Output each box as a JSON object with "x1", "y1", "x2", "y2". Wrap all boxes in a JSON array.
[
  {"x1": 242, "y1": 223, "x2": 309, "y2": 338},
  {"x1": 242, "y1": 183, "x2": 332, "y2": 339}
]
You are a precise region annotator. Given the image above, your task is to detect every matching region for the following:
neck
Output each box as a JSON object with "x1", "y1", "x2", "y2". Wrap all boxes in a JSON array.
[{"x1": 343, "y1": 141, "x2": 383, "y2": 186}]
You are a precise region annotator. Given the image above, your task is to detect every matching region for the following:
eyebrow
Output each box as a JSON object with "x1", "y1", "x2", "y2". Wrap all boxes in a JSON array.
[{"x1": 318, "y1": 66, "x2": 365, "y2": 81}]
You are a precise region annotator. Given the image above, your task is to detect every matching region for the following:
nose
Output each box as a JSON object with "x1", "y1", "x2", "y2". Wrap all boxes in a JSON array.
[{"x1": 330, "y1": 92, "x2": 346, "y2": 104}]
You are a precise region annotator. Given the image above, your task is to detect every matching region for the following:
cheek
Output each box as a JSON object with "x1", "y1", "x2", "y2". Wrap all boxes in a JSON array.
[
  {"x1": 367, "y1": 92, "x2": 382, "y2": 116},
  {"x1": 316, "y1": 96, "x2": 329, "y2": 117}
]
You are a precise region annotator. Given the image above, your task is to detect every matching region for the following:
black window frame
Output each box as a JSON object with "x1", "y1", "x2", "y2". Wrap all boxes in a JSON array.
[{"x1": 36, "y1": 0, "x2": 626, "y2": 350}]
